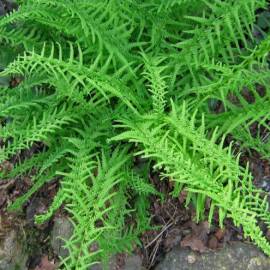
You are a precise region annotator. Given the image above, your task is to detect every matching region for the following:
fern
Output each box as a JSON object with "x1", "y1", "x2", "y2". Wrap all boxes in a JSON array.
[
  {"x1": 1, "y1": 0, "x2": 270, "y2": 268},
  {"x1": 112, "y1": 103, "x2": 270, "y2": 252}
]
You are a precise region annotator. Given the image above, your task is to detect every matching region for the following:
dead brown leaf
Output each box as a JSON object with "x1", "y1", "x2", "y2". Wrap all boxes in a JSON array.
[
  {"x1": 266, "y1": 229, "x2": 270, "y2": 241},
  {"x1": 178, "y1": 190, "x2": 188, "y2": 204},
  {"x1": 180, "y1": 221, "x2": 210, "y2": 253},
  {"x1": 208, "y1": 235, "x2": 218, "y2": 250},
  {"x1": 181, "y1": 235, "x2": 207, "y2": 252},
  {"x1": 35, "y1": 256, "x2": 57, "y2": 270},
  {"x1": 163, "y1": 228, "x2": 182, "y2": 250},
  {"x1": 191, "y1": 221, "x2": 209, "y2": 242},
  {"x1": 215, "y1": 228, "x2": 225, "y2": 241}
]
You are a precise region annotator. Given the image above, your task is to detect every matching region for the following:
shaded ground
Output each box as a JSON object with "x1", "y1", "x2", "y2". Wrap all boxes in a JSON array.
[
  {"x1": 1, "y1": 151, "x2": 269, "y2": 269},
  {"x1": 138, "y1": 152, "x2": 270, "y2": 269}
]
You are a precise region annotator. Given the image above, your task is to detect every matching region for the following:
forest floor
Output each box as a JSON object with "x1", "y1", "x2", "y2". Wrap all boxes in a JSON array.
[{"x1": 1, "y1": 141, "x2": 270, "y2": 270}]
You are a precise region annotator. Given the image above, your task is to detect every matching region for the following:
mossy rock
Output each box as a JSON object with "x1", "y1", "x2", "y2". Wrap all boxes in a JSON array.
[
  {"x1": 0, "y1": 230, "x2": 28, "y2": 270},
  {"x1": 155, "y1": 242, "x2": 270, "y2": 270}
]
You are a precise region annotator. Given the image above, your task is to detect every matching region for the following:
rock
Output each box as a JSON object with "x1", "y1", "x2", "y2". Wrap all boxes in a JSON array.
[
  {"x1": 5, "y1": 1, "x2": 17, "y2": 13},
  {"x1": 26, "y1": 197, "x2": 47, "y2": 227},
  {"x1": 90, "y1": 257, "x2": 117, "y2": 270},
  {"x1": 51, "y1": 218, "x2": 143, "y2": 270},
  {"x1": 51, "y1": 217, "x2": 73, "y2": 259},
  {"x1": 0, "y1": 2, "x2": 5, "y2": 16},
  {"x1": 90, "y1": 254, "x2": 144, "y2": 270},
  {"x1": 155, "y1": 242, "x2": 270, "y2": 270},
  {"x1": 0, "y1": 229, "x2": 28, "y2": 270},
  {"x1": 164, "y1": 228, "x2": 182, "y2": 251},
  {"x1": 123, "y1": 255, "x2": 143, "y2": 270},
  {"x1": 0, "y1": 0, "x2": 17, "y2": 16}
]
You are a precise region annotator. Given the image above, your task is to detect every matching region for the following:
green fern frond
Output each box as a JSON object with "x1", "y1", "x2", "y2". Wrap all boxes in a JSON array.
[
  {"x1": 0, "y1": 106, "x2": 77, "y2": 162},
  {"x1": 142, "y1": 54, "x2": 168, "y2": 114},
  {"x1": 1, "y1": 43, "x2": 140, "y2": 112},
  {"x1": 1, "y1": 0, "x2": 270, "y2": 267},
  {"x1": 113, "y1": 101, "x2": 270, "y2": 254},
  {"x1": 57, "y1": 146, "x2": 132, "y2": 269}
]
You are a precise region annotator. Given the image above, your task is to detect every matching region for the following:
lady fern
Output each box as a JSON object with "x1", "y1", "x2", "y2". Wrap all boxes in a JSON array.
[{"x1": 1, "y1": 0, "x2": 270, "y2": 269}]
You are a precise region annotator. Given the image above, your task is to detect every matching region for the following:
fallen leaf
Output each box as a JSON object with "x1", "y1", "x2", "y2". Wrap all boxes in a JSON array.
[
  {"x1": 178, "y1": 190, "x2": 188, "y2": 204},
  {"x1": 180, "y1": 221, "x2": 210, "y2": 253},
  {"x1": 223, "y1": 228, "x2": 233, "y2": 243},
  {"x1": 215, "y1": 228, "x2": 225, "y2": 241},
  {"x1": 266, "y1": 229, "x2": 270, "y2": 241},
  {"x1": 181, "y1": 235, "x2": 207, "y2": 252},
  {"x1": 208, "y1": 235, "x2": 218, "y2": 250},
  {"x1": 163, "y1": 228, "x2": 182, "y2": 250},
  {"x1": 35, "y1": 256, "x2": 57, "y2": 270},
  {"x1": 191, "y1": 221, "x2": 209, "y2": 242}
]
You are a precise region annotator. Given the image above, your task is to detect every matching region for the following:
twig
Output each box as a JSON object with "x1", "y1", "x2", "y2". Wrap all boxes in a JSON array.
[
  {"x1": 145, "y1": 222, "x2": 173, "y2": 249},
  {"x1": 0, "y1": 179, "x2": 15, "y2": 190}
]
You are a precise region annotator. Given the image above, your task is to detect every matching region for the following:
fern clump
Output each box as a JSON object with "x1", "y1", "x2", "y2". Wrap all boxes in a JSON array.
[{"x1": 1, "y1": 0, "x2": 270, "y2": 268}]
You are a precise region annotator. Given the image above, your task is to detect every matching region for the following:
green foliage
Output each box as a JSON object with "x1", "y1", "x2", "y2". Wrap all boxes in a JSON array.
[{"x1": 1, "y1": 0, "x2": 270, "y2": 268}]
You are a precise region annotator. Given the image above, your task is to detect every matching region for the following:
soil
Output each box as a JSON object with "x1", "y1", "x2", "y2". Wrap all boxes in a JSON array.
[
  {"x1": 1, "y1": 151, "x2": 269, "y2": 269},
  {"x1": 2, "y1": 146, "x2": 268, "y2": 269}
]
